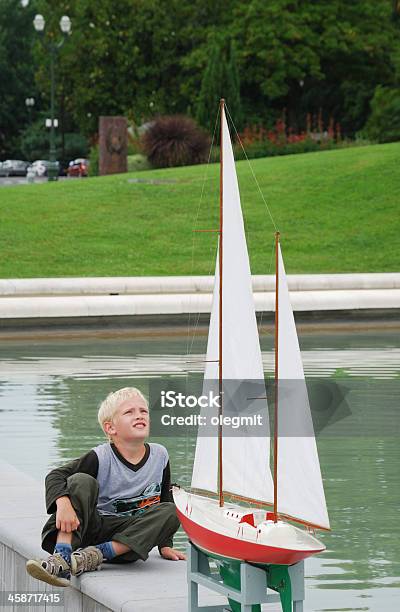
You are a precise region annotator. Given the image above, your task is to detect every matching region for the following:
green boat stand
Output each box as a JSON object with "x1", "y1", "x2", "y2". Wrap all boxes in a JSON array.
[{"x1": 187, "y1": 542, "x2": 305, "y2": 612}]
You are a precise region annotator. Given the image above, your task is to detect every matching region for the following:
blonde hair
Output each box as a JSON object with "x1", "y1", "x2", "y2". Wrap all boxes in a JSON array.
[{"x1": 98, "y1": 387, "x2": 148, "y2": 440}]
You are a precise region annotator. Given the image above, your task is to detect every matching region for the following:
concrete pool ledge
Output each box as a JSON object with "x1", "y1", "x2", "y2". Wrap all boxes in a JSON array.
[
  {"x1": 0, "y1": 274, "x2": 399, "y2": 325},
  {"x1": 0, "y1": 460, "x2": 243, "y2": 611},
  {"x1": 0, "y1": 273, "x2": 399, "y2": 296}
]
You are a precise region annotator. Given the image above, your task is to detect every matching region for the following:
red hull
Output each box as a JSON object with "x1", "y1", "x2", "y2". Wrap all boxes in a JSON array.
[{"x1": 177, "y1": 506, "x2": 323, "y2": 565}]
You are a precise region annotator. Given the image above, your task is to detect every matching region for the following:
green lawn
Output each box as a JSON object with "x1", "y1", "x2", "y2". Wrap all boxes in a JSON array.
[{"x1": 0, "y1": 142, "x2": 399, "y2": 277}]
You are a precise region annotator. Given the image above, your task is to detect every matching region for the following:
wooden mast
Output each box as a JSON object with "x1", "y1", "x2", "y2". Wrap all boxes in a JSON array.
[
  {"x1": 273, "y1": 231, "x2": 280, "y2": 521},
  {"x1": 218, "y1": 98, "x2": 224, "y2": 507}
]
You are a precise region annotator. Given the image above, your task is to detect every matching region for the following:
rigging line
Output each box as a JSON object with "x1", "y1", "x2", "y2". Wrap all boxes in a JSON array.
[
  {"x1": 187, "y1": 239, "x2": 218, "y2": 359},
  {"x1": 225, "y1": 104, "x2": 278, "y2": 232},
  {"x1": 184, "y1": 110, "x2": 220, "y2": 486},
  {"x1": 225, "y1": 104, "x2": 275, "y2": 377},
  {"x1": 186, "y1": 105, "x2": 221, "y2": 360},
  {"x1": 184, "y1": 239, "x2": 217, "y2": 494},
  {"x1": 184, "y1": 109, "x2": 219, "y2": 489},
  {"x1": 225, "y1": 105, "x2": 277, "y2": 384}
]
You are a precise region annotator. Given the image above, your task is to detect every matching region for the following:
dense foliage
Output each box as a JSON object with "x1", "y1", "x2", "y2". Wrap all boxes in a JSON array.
[
  {"x1": 19, "y1": 116, "x2": 88, "y2": 161},
  {"x1": 1, "y1": 0, "x2": 400, "y2": 157},
  {"x1": 362, "y1": 87, "x2": 400, "y2": 143},
  {"x1": 0, "y1": 0, "x2": 37, "y2": 157},
  {"x1": 141, "y1": 115, "x2": 210, "y2": 168},
  {"x1": 196, "y1": 37, "x2": 243, "y2": 132}
]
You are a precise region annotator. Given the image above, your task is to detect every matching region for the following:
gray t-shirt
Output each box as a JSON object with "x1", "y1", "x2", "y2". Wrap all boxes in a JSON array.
[{"x1": 93, "y1": 442, "x2": 169, "y2": 516}]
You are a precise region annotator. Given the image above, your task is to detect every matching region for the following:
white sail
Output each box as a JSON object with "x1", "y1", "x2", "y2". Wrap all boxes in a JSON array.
[
  {"x1": 191, "y1": 108, "x2": 274, "y2": 504},
  {"x1": 277, "y1": 244, "x2": 330, "y2": 529}
]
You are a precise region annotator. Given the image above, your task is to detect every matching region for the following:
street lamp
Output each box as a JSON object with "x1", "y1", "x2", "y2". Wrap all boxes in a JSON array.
[
  {"x1": 25, "y1": 98, "x2": 35, "y2": 161},
  {"x1": 33, "y1": 14, "x2": 45, "y2": 32},
  {"x1": 25, "y1": 96, "x2": 35, "y2": 125},
  {"x1": 33, "y1": 13, "x2": 71, "y2": 181},
  {"x1": 60, "y1": 16, "x2": 71, "y2": 34}
]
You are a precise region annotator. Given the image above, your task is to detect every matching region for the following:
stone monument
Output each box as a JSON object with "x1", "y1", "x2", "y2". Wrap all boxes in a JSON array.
[{"x1": 99, "y1": 116, "x2": 128, "y2": 175}]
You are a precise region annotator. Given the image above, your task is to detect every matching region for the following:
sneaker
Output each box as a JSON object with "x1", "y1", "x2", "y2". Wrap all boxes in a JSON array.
[
  {"x1": 70, "y1": 546, "x2": 103, "y2": 576},
  {"x1": 26, "y1": 553, "x2": 71, "y2": 587}
]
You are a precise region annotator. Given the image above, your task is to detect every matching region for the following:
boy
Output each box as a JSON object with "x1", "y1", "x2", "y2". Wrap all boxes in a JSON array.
[{"x1": 26, "y1": 387, "x2": 185, "y2": 587}]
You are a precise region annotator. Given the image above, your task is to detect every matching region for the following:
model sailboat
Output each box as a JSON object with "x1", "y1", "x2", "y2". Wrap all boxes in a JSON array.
[{"x1": 173, "y1": 100, "x2": 329, "y2": 565}]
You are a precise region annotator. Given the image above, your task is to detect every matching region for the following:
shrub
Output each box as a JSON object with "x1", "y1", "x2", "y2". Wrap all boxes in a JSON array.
[
  {"x1": 127, "y1": 154, "x2": 151, "y2": 172},
  {"x1": 63, "y1": 133, "x2": 88, "y2": 161},
  {"x1": 233, "y1": 138, "x2": 320, "y2": 160},
  {"x1": 20, "y1": 116, "x2": 51, "y2": 161},
  {"x1": 88, "y1": 145, "x2": 99, "y2": 176},
  {"x1": 233, "y1": 113, "x2": 344, "y2": 159},
  {"x1": 127, "y1": 124, "x2": 142, "y2": 155},
  {"x1": 362, "y1": 85, "x2": 400, "y2": 143},
  {"x1": 20, "y1": 118, "x2": 88, "y2": 163},
  {"x1": 141, "y1": 115, "x2": 210, "y2": 168}
]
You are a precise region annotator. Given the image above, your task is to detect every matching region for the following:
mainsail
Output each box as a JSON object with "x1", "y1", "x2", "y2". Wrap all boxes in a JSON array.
[
  {"x1": 191, "y1": 107, "x2": 274, "y2": 504},
  {"x1": 277, "y1": 244, "x2": 330, "y2": 529}
]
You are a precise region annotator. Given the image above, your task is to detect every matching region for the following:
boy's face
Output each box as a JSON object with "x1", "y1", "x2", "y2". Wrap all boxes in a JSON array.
[{"x1": 105, "y1": 396, "x2": 150, "y2": 443}]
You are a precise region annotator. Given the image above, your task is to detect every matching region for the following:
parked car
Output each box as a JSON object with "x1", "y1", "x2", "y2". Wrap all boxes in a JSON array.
[
  {"x1": 67, "y1": 158, "x2": 89, "y2": 177},
  {"x1": 0, "y1": 160, "x2": 29, "y2": 177},
  {"x1": 26, "y1": 160, "x2": 60, "y2": 177}
]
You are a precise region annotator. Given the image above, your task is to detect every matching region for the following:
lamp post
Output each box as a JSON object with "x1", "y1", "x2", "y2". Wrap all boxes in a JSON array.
[
  {"x1": 25, "y1": 98, "x2": 35, "y2": 119},
  {"x1": 25, "y1": 97, "x2": 35, "y2": 161},
  {"x1": 25, "y1": 96, "x2": 35, "y2": 119},
  {"x1": 33, "y1": 13, "x2": 71, "y2": 181}
]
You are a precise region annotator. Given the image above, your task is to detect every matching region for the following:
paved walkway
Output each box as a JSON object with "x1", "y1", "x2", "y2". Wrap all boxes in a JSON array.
[{"x1": 0, "y1": 461, "x2": 282, "y2": 611}]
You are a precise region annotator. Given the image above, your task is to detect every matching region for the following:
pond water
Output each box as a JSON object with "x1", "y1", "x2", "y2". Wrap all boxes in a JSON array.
[{"x1": 0, "y1": 327, "x2": 399, "y2": 611}]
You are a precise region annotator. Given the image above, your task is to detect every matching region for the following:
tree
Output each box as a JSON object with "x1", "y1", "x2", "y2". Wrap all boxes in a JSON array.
[
  {"x1": 229, "y1": 0, "x2": 399, "y2": 134},
  {"x1": 362, "y1": 85, "x2": 400, "y2": 142},
  {"x1": 227, "y1": 39, "x2": 243, "y2": 129},
  {"x1": 196, "y1": 36, "x2": 243, "y2": 133},
  {"x1": 392, "y1": 0, "x2": 400, "y2": 22},
  {"x1": 314, "y1": 0, "x2": 398, "y2": 134},
  {"x1": 195, "y1": 38, "x2": 224, "y2": 132},
  {"x1": 0, "y1": 0, "x2": 37, "y2": 157},
  {"x1": 2, "y1": 0, "x2": 400, "y2": 153},
  {"x1": 40, "y1": 0, "x2": 190, "y2": 135}
]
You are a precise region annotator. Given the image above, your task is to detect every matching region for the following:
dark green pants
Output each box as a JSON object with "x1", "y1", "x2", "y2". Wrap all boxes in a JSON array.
[{"x1": 42, "y1": 473, "x2": 180, "y2": 563}]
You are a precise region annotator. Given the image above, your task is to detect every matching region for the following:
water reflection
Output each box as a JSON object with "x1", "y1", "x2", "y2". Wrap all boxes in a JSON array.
[{"x1": 0, "y1": 330, "x2": 399, "y2": 611}]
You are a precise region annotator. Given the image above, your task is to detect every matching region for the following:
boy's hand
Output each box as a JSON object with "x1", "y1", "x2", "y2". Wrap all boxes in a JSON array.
[
  {"x1": 160, "y1": 546, "x2": 186, "y2": 561},
  {"x1": 55, "y1": 496, "x2": 80, "y2": 533}
]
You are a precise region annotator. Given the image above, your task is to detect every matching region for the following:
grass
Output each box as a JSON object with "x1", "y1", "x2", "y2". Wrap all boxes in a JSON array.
[{"x1": 0, "y1": 142, "x2": 399, "y2": 277}]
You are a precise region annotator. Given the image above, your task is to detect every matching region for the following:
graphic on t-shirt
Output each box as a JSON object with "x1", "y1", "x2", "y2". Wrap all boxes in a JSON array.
[{"x1": 112, "y1": 482, "x2": 161, "y2": 515}]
